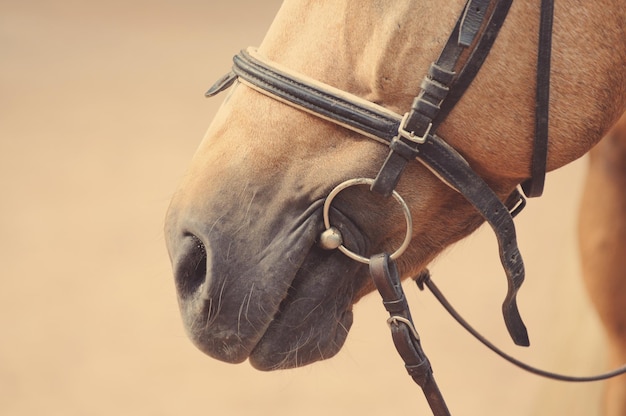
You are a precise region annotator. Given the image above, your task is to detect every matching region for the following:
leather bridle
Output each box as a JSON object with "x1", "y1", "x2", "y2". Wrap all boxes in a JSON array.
[
  {"x1": 210, "y1": 0, "x2": 533, "y2": 345},
  {"x1": 204, "y1": 0, "x2": 626, "y2": 414}
]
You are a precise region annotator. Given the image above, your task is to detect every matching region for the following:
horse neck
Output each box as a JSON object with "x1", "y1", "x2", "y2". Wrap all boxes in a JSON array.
[
  {"x1": 257, "y1": 0, "x2": 626, "y2": 182},
  {"x1": 258, "y1": 0, "x2": 465, "y2": 112}
]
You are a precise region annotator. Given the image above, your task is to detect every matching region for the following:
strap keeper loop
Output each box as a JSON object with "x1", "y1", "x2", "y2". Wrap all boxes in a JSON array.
[
  {"x1": 390, "y1": 136, "x2": 420, "y2": 160},
  {"x1": 383, "y1": 297, "x2": 409, "y2": 314},
  {"x1": 428, "y1": 62, "x2": 456, "y2": 85},
  {"x1": 405, "y1": 359, "x2": 433, "y2": 385}
]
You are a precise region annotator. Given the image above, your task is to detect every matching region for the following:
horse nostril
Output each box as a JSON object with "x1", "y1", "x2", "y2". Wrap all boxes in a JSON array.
[{"x1": 174, "y1": 234, "x2": 208, "y2": 297}]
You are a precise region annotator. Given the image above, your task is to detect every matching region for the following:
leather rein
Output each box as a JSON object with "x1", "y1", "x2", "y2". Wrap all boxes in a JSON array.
[{"x1": 205, "y1": 0, "x2": 626, "y2": 414}]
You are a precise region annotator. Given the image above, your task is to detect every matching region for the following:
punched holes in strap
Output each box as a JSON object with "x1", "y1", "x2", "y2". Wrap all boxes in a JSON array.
[
  {"x1": 459, "y1": 0, "x2": 492, "y2": 46},
  {"x1": 416, "y1": 135, "x2": 530, "y2": 346}
]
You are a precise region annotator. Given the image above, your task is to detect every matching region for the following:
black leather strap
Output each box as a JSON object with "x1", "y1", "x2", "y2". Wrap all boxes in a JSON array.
[
  {"x1": 459, "y1": 0, "x2": 491, "y2": 46},
  {"x1": 435, "y1": 0, "x2": 515, "y2": 126},
  {"x1": 371, "y1": 0, "x2": 514, "y2": 196},
  {"x1": 416, "y1": 270, "x2": 626, "y2": 382},
  {"x1": 228, "y1": 49, "x2": 400, "y2": 142},
  {"x1": 521, "y1": 0, "x2": 554, "y2": 197},
  {"x1": 416, "y1": 134, "x2": 529, "y2": 345},
  {"x1": 205, "y1": 71, "x2": 237, "y2": 97}
]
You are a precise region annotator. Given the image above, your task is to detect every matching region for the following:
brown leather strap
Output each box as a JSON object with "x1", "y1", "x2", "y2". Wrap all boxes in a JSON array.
[{"x1": 370, "y1": 254, "x2": 451, "y2": 416}]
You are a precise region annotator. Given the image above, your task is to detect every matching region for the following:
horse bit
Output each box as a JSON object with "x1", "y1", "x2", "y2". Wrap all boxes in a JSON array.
[{"x1": 206, "y1": 0, "x2": 626, "y2": 413}]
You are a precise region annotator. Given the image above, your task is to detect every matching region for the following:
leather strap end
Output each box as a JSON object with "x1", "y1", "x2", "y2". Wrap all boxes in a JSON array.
[
  {"x1": 205, "y1": 71, "x2": 237, "y2": 97},
  {"x1": 521, "y1": 174, "x2": 546, "y2": 198},
  {"x1": 459, "y1": 0, "x2": 490, "y2": 46},
  {"x1": 503, "y1": 298, "x2": 530, "y2": 346}
]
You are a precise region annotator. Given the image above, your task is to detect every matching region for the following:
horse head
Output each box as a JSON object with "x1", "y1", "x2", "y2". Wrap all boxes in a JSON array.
[{"x1": 165, "y1": 0, "x2": 625, "y2": 371}]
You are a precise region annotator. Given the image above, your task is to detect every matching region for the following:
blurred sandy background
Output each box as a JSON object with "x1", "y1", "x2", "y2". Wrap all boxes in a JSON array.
[{"x1": 1, "y1": 1, "x2": 609, "y2": 415}]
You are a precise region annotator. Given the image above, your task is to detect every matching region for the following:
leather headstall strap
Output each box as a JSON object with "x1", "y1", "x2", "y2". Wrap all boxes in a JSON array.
[
  {"x1": 370, "y1": 254, "x2": 451, "y2": 416},
  {"x1": 205, "y1": 0, "x2": 532, "y2": 346},
  {"x1": 371, "y1": 0, "x2": 513, "y2": 195},
  {"x1": 372, "y1": 0, "x2": 553, "y2": 199},
  {"x1": 371, "y1": 0, "x2": 533, "y2": 347}
]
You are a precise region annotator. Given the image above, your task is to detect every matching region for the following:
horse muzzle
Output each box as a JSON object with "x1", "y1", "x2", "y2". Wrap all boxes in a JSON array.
[{"x1": 165, "y1": 198, "x2": 370, "y2": 370}]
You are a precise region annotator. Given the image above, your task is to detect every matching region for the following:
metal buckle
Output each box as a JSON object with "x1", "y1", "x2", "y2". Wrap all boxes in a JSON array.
[
  {"x1": 387, "y1": 316, "x2": 421, "y2": 341},
  {"x1": 397, "y1": 112, "x2": 432, "y2": 144},
  {"x1": 508, "y1": 190, "x2": 527, "y2": 219}
]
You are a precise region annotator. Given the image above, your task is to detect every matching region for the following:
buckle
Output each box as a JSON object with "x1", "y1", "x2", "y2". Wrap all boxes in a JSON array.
[{"x1": 397, "y1": 112, "x2": 432, "y2": 144}]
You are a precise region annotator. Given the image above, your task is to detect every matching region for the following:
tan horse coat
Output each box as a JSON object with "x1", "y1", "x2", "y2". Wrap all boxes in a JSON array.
[{"x1": 166, "y1": 1, "x2": 626, "y2": 414}]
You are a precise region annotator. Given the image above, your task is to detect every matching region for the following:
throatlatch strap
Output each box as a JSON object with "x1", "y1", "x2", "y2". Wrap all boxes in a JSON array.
[{"x1": 521, "y1": 0, "x2": 554, "y2": 198}]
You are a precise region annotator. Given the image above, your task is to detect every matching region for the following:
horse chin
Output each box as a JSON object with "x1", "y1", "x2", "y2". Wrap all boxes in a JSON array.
[
  {"x1": 171, "y1": 200, "x2": 369, "y2": 370},
  {"x1": 248, "y1": 235, "x2": 369, "y2": 370},
  {"x1": 248, "y1": 252, "x2": 359, "y2": 370}
]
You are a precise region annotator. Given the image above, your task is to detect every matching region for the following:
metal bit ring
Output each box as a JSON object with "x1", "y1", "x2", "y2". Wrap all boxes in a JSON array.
[{"x1": 322, "y1": 178, "x2": 413, "y2": 264}]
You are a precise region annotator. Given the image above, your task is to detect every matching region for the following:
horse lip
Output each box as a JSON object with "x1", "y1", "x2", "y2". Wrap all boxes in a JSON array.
[{"x1": 172, "y1": 197, "x2": 369, "y2": 367}]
